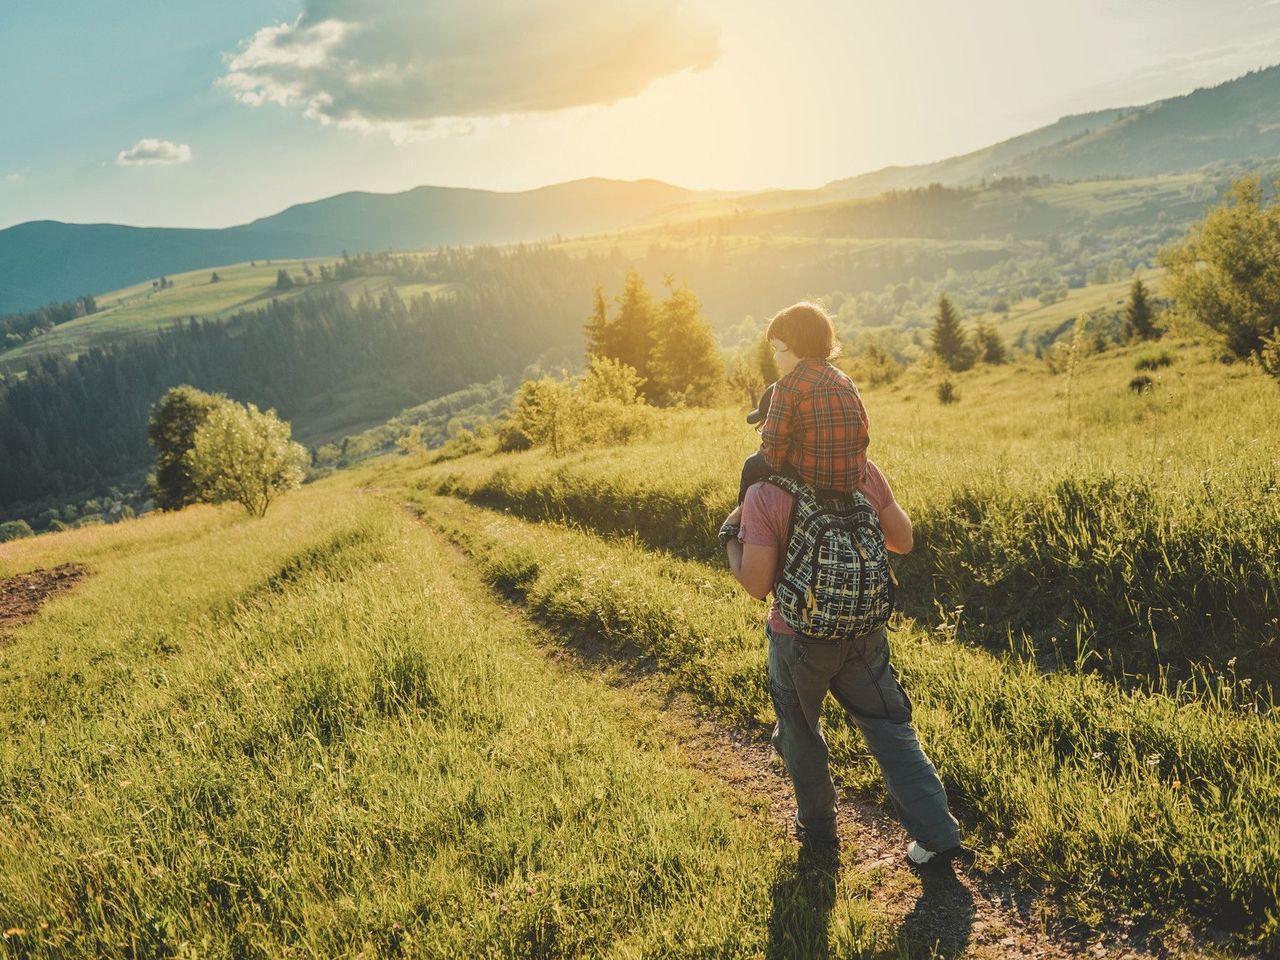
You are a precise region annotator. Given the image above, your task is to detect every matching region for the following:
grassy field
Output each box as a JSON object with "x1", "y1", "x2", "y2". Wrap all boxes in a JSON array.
[
  {"x1": 380, "y1": 335, "x2": 1280, "y2": 949},
  {"x1": 0, "y1": 262, "x2": 452, "y2": 376},
  {"x1": 2, "y1": 469, "x2": 930, "y2": 958}
]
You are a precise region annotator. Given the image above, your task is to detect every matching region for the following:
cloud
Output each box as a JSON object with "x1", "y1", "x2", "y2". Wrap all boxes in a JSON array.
[
  {"x1": 220, "y1": 0, "x2": 720, "y2": 139},
  {"x1": 116, "y1": 139, "x2": 193, "y2": 166},
  {"x1": 4, "y1": 173, "x2": 22, "y2": 184}
]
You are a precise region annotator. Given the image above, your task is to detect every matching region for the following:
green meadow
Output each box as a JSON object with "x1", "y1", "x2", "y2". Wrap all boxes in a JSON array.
[
  {"x1": 0, "y1": 261, "x2": 453, "y2": 376},
  {"x1": 3, "y1": 334, "x2": 1278, "y2": 954},
  {"x1": 0, "y1": 470, "x2": 926, "y2": 958}
]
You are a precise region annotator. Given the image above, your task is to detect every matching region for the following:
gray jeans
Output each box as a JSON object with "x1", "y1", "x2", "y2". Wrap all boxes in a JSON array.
[{"x1": 767, "y1": 624, "x2": 961, "y2": 851}]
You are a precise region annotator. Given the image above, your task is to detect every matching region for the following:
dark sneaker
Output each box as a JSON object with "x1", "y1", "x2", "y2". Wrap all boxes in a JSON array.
[
  {"x1": 794, "y1": 814, "x2": 840, "y2": 850},
  {"x1": 905, "y1": 840, "x2": 975, "y2": 869}
]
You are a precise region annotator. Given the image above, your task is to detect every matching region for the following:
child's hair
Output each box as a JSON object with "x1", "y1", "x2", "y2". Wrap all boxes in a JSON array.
[{"x1": 765, "y1": 301, "x2": 841, "y2": 359}]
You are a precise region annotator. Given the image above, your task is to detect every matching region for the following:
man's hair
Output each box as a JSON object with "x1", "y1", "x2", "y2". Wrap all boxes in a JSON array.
[{"x1": 765, "y1": 301, "x2": 841, "y2": 359}]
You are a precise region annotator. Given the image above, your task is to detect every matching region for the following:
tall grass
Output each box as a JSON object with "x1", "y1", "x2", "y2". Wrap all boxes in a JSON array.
[
  {"x1": 408, "y1": 341, "x2": 1280, "y2": 694},
  {"x1": 0, "y1": 475, "x2": 908, "y2": 957},
  {"x1": 409, "y1": 492, "x2": 1280, "y2": 950}
]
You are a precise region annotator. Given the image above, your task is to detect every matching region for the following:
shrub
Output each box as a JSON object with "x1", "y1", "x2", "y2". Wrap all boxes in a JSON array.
[
  {"x1": 186, "y1": 401, "x2": 309, "y2": 517},
  {"x1": 937, "y1": 379, "x2": 959, "y2": 404},
  {"x1": 1134, "y1": 352, "x2": 1174, "y2": 371},
  {"x1": 1129, "y1": 375, "x2": 1155, "y2": 394}
]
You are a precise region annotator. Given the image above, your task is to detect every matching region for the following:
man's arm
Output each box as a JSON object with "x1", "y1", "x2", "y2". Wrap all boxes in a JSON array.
[
  {"x1": 721, "y1": 502, "x2": 779, "y2": 600},
  {"x1": 880, "y1": 500, "x2": 914, "y2": 554},
  {"x1": 726, "y1": 538, "x2": 779, "y2": 601}
]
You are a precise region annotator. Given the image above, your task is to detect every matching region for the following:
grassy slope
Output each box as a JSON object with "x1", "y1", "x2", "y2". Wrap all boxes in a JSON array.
[
  {"x1": 0, "y1": 261, "x2": 452, "y2": 376},
  {"x1": 0, "y1": 468, "x2": 916, "y2": 958},
  {"x1": 378, "y1": 341, "x2": 1280, "y2": 948}
]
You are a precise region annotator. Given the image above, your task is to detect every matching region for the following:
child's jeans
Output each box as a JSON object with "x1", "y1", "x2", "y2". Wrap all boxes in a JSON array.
[{"x1": 737, "y1": 455, "x2": 793, "y2": 506}]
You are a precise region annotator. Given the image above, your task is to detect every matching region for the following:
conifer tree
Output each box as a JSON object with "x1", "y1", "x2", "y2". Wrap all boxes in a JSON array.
[
  {"x1": 648, "y1": 283, "x2": 725, "y2": 406},
  {"x1": 612, "y1": 270, "x2": 657, "y2": 388},
  {"x1": 1123, "y1": 276, "x2": 1158, "y2": 341},
  {"x1": 584, "y1": 285, "x2": 612, "y2": 360},
  {"x1": 931, "y1": 294, "x2": 973, "y2": 371}
]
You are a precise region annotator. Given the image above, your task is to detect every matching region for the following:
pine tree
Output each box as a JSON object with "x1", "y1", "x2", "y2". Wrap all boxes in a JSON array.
[
  {"x1": 648, "y1": 283, "x2": 725, "y2": 406},
  {"x1": 612, "y1": 270, "x2": 657, "y2": 389},
  {"x1": 1123, "y1": 276, "x2": 1158, "y2": 341},
  {"x1": 931, "y1": 295, "x2": 973, "y2": 371},
  {"x1": 584, "y1": 285, "x2": 612, "y2": 360},
  {"x1": 276, "y1": 269, "x2": 294, "y2": 290}
]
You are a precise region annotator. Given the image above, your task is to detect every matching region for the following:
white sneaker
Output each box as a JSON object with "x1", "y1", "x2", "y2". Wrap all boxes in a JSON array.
[{"x1": 906, "y1": 840, "x2": 974, "y2": 868}]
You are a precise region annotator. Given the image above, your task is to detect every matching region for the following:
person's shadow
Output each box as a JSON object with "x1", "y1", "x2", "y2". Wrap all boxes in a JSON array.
[
  {"x1": 766, "y1": 845, "x2": 839, "y2": 959},
  {"x1": 766, "y1": 850, "x2": 976, "y2": 960},
  {"x1": 896, "y1": 864, "x2": 975, "y2": 958}
]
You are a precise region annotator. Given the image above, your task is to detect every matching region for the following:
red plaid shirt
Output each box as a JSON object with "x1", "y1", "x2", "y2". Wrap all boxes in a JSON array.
[{"x1": 759, "y1": 359, "x2": 868, "y2": 494}]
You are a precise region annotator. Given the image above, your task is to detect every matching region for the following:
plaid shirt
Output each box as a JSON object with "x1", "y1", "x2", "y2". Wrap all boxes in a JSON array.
[{"x1": 759, "y1": 359, "x2": 868, "y2": 494}]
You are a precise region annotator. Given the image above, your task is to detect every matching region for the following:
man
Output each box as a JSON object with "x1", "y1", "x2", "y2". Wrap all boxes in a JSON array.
[{"x1": 720, "y1": 418, "x2": 967, "y2": 863}]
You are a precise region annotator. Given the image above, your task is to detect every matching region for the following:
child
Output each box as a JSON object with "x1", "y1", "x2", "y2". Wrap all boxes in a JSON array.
[{"x1": 737, "y1": 301, "x2": 869, "y2": 503}]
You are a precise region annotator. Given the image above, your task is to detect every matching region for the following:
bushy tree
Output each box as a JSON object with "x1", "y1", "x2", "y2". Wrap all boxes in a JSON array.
[
  {"x1": 930, "y1": 295, "x2": 974, "y2": 371},
  {"x1": 974, "y1": 320, "x2": 1008, "y2": 364},
  {"x1": 1160, "y1": 176, "x2": 1280, "y2": 359},
  {"x1": 275, "y1": 269, "x2": 295, "y2": 290},
  {"x1": 1123, "y1": 276, "x2": 1159, "y2": 341},
  {"x1": 185, "y1": 401, "x2": 309, "y2": 517},
  {"x1": 647, "y1": 284, "x2": 725, "y2": 406},
  {"x1": 147, "y1": 385, "x2": 227, "y2": 511},
  {"x1": 0, "y1": 519, "x2": 33, "y2": 542}
]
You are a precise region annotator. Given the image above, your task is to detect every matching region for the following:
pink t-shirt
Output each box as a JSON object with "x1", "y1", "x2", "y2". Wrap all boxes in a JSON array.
[{"x1": 738, "y1": 460, "x2": 894, "y2": 635}]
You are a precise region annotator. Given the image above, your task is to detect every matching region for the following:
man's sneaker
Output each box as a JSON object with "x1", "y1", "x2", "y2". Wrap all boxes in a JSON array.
[{"x1": 905, "y1": 840, "x2": 975, "y2": 869}]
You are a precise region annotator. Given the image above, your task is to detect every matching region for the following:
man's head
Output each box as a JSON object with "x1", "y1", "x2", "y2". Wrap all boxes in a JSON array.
[{"x1": 765, "y1": 302, "x2": 840, "y2": 375}]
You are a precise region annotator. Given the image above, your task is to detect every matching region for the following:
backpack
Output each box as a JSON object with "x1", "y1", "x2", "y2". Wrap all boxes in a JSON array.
[{"x1": 764, "y1": 474, "x2": 894, "y2": 640}]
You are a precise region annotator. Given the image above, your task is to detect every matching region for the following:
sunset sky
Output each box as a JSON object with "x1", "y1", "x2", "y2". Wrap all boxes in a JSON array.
[{"x1": 3, "y1": 0, "x2": 1280, "y2": 230}]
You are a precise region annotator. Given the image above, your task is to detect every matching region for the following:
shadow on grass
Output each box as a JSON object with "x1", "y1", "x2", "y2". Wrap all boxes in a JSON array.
[
  {"x1": 767, "y1": 844, "x2": 840, "y2": 959},
  {"x1": 897, "y1": 864, "x2": 975, "y2": 958}
]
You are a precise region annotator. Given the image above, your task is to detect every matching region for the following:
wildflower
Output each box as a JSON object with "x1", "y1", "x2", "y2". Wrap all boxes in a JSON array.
[
  {"x1": 4, "y1": 929, "x2": 24, "y2": 937},
  {"x1": 1171, "y1": 779, "x2": 1182, "y2": 789},
  {"x1": 1144, "y1": 754, "x2": 1162, "y2": 767}
]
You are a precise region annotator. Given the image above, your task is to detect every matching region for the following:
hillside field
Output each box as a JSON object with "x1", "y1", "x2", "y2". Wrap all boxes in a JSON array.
[{"x1": 3, "y1": 338, "x2": 1277, "y2": 956}]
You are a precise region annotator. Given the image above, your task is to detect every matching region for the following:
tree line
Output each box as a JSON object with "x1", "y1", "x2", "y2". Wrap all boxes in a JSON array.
[
  {"x1": 0, "y1": 245, "x2": 617, "y2": 522},
  {"x1": 1, "y1": 294, "x2": 98, "y2": 352}
]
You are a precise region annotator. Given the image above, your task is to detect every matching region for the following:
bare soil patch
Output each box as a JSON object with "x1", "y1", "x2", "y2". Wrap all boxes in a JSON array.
[{"x1": 0, "y1": 563, "x2": 88, "y2": 638}]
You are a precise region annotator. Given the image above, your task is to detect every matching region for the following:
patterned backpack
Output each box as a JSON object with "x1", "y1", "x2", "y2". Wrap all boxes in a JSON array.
[{"x1": 765, "y1": 474, "x2": 894, "y2": 640}]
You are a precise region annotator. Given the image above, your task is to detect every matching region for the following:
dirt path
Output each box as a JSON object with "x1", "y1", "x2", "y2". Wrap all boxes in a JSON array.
[
  {"x1": 399, "y1": 496, "x2": 1233, "y2": 959},
  {"x1": 0, "y1": 563, "x2": 87, "y2": 639}
]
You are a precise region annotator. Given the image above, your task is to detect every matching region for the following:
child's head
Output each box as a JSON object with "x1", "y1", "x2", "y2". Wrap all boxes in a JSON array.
[{"x1": 765, "y1": 301, "x2": 840, "y2": 373}]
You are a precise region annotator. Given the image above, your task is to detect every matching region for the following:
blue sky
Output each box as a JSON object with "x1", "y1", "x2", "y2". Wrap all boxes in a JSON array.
[{"x1": 3, "y1": 0, "x2": 1280, "y2": 230}]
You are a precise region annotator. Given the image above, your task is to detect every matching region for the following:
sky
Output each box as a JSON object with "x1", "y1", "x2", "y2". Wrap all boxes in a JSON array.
[{"x1": 3, "y1": 0, "x2": 1280, "y2": 230}]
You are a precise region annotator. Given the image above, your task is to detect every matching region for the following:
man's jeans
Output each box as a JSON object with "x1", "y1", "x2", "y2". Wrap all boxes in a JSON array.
[{"x1": 767, "y1": 624, "x2": 961, "y2": 851}]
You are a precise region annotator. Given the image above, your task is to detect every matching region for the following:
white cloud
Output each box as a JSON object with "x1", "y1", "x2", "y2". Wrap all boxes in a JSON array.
[
  {"x1": 116, "y1": 139, "x2": 193, "y2": 167},
  {"x1": 4, "y1": 173, "x2": 22, "y2": 184},
  {"x1": 220, "y1": 0, "x2": 720, "y2": 139}
]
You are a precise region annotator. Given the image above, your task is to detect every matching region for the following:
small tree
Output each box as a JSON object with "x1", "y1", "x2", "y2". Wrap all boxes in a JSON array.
[
  {"x1": 275, "y1": 269, "x2": 295, "y2": 290},
  {"x1": 147, "y1": 385, "x2": 227, "y2": 511},
  {"x1": 974, "y1": 320, "x2": 1008, "y2": 364},
  {"x1": 1160, "y1": 176, "x2": 1280, "y2": 359},
  {"x1": 931, "y1": 295, "x2": 974, "y2": 371},
  {"x1": 185, "y1": 401, "x2": 309, "y2": 517},
  {"x1": 612, "y1": 270, "x2": 657, "y2": 391},
  {"x1": 584, "y1": 285, "x2": 612, "y2": 360},
  {"x1": 210, "y1": 271, "x2": 221, "y2": 284},
  {"x1": 647, "y1": 283, "x2": 725, "y2": 406},
  {"x1": 1123, "y1": 276, "x2": 1158, "y2": 341}
]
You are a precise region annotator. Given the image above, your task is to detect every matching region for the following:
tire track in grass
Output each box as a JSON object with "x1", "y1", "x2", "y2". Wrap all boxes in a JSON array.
[{"x1": 400, "y1": 492, "x2": 1226, "y2": 960}]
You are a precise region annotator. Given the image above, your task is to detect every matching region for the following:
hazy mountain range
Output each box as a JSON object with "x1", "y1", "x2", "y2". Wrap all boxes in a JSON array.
[{"x1": 3, "y1": 64, "x2": 1279, "y2": 314}]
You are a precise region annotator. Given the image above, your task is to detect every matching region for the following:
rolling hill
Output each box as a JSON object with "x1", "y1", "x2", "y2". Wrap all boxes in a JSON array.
[{"x1": 0, "y1": 179, "x2": 718, "y2": 314}]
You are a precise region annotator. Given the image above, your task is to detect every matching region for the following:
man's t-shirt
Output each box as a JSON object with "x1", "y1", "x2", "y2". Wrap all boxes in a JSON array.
[{"x1": 738, "y1": 460, "x2": 894, "y2": 635}]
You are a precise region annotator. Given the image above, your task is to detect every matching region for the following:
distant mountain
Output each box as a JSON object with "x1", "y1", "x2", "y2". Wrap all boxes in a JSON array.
[
  {"x1": 0, "y1": 179, "x2": 717, "y2": 314},
  {"x1": 691, "y1": 64, "x2": 1280, "y2": 214},
  {"x1": 6, "y1": 64, "x2": 1280, "y2": 313}
]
